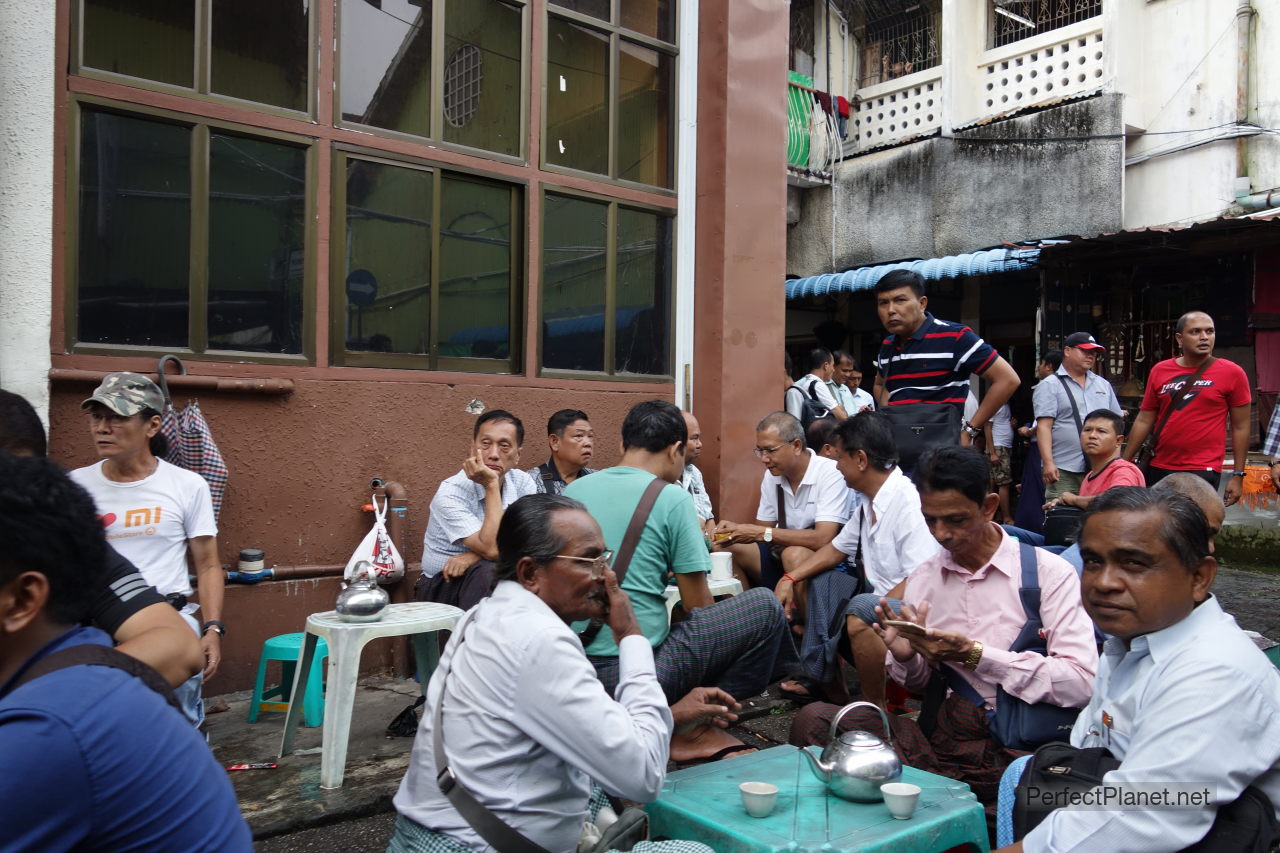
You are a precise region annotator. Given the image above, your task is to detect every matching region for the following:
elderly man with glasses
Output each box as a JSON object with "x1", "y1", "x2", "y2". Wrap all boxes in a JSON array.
[{"x1": 389, "y1": 494, "x2": 723, "y2": 853}]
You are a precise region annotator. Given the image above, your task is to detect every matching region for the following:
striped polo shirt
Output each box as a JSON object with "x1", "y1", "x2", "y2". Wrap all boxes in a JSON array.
[{"x1": 875, "y1": 312, "x2": 998, "y2": 407}]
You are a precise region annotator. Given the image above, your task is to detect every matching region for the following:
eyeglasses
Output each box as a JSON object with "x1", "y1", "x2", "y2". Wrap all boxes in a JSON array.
[
  {"x1": 754, "y1": 443, "x2": 791, "y2": 459},
  {"x1": 551, "y1": 551, "x2": 614, "y2": 579}
]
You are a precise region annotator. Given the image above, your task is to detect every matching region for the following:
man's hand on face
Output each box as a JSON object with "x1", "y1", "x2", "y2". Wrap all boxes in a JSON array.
[
  {"x1": 462, "y1": 447, "x2": 500, "y2": 487},
  {"x1": 671, "y1": 686, "x2": 741, "y2": 734},
  {"x1": 601, "y1": 566, "x2": 642, "y2": 643}
]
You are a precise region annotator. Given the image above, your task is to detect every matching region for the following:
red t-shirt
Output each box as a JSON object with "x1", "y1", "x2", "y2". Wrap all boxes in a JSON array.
[
  {"x1": 1140, "y1": 357, "x2": 1251, "y2": 472},
  {"x1": 1079, "y1": 457, "x2": 1146, "y2": 497}
]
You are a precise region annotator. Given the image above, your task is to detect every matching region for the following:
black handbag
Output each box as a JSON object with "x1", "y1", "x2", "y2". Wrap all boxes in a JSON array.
[
  {"x1": 1042, "y1": 505, "x2": 1083, "y2": 547},
  {"x1": 1013, "y1": 742, "x2": 1280, "y2": 852},
  {"x1": 878, "y1": 353, "x2": 960, "y2": 473}
]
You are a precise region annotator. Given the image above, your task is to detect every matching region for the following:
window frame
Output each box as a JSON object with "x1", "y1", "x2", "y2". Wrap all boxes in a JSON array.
[
  {"x1": 333, "y1": 0, "x2": 531, "y2": 166},
  {"x1": 70, "y1": 0, "x2": 318, "y2": 121},
  {"x1": 329, "y1": 145, "x2": 525, "y2": 374},
  {"x1": 65, "y1": 96, "x2": 317, "y2": 364},
  {"x1": 541, "y1": 4, "x2": 678, "y2": 194},
  {"x1": 537, "y1": 184, "x2": 675, "y2": 382}
]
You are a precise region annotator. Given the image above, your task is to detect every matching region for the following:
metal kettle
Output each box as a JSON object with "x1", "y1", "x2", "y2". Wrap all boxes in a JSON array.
[
  {"x1": 335, "y1": 561, "x2": 390, "y2": 622},
  {"x1": 800, "y1": 701, "x2": 903, "y2": 802}
]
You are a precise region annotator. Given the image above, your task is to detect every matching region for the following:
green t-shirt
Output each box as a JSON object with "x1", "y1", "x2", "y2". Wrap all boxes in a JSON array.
[{"x1": 564, "y1": 466, "x2": 710, "y2": 657}]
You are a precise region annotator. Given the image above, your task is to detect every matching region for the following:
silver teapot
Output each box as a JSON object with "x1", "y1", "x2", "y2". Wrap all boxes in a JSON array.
[
  {"x1": 800, "y1": 701, "x2": 902, "y2": 802},
  {"x1": 335, "y1": 561, "x2": 390, "y2": 622}
]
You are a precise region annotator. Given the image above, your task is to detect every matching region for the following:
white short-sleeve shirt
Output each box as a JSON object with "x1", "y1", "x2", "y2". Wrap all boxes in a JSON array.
[
  {"x1": 755, "y1": 451, "x2": 851, "y2": 530},
  {"x1": 791, "y1": 375, "x2": 839, "y2": 413},
  {"x1": 830, "y1": 467, "x2": 938, "y2": 594}
]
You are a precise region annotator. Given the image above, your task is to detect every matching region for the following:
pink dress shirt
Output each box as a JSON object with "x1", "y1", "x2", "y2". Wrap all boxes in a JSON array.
[{"x1": 887, "y1": 525, "x2": 1097, "y2": 711}]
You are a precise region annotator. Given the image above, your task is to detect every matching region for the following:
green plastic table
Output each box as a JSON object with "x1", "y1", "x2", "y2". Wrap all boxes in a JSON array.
[{"x1": 646, "y1": 745, "x2": 990, "y2": 853}]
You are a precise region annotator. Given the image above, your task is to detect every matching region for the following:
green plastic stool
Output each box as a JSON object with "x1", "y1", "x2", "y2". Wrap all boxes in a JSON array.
[{"x1": 249, "y1": 632, "x2": 328, "y2": 727}]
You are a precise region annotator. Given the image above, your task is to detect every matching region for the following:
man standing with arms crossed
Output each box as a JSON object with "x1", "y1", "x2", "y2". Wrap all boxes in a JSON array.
[{"x1": 1123, "y1": 311, "x2": 1252, "y2": 506}]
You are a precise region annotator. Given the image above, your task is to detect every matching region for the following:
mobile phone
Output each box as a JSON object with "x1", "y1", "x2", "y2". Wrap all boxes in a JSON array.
[{"x1": 882, "y1": 619, "x2": 928, "y2": 636}]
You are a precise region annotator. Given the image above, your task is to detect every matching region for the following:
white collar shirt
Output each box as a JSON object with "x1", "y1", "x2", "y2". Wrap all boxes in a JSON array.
[
  {"x1": 420, "y1": 468, "x2": 538, "y2": 577},
  {"x1": 1023, "y1": 595, "x2": 1280, "y2": 853},
  {"x1": 830, "y1": 467, "x2": 938, "y2": 594},
  {"x1": 755, "y1": 450, "x2": 851, "y2": 530},
  {"x1": 393, "y1": 582, "x2": 672, "y2": 852}
]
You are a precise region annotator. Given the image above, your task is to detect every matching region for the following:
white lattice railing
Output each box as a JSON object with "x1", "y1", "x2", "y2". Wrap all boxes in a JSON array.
[
  {"x1": 847, "y1": 67, "x2": 943, "y2": 153},
  {"x1": 978, "y1": 19, "x2": 1104, "y2": 118}
]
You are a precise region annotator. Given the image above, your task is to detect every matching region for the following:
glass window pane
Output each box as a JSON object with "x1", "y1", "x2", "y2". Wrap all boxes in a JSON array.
[
  {"x1": 340, "y1": 0, "x2": 431, "y2": 137},
  {"x1": 344, "y1": 159, "x2": 432, "y2": 354},
  {"x1": 442, "y1": 0, "x2": 522, "y2": 157},
  {"x1": 82, "y1": 0, "x2": 195, "y2": 88},
  {"x1": 615, "y1": 208, "x2": 671, "y2": 376},
  {"x1": 542, "y1": 194, "x2": 607, "y2": 372},
  {"x1": 546, "y1": 17, "x2": 609, "y2": 176},
  {"x1": 618, "y1": 42, "x2": 673, "y2": 187},
  {"x1": 207, "y1": 135, "x2": 307, "y2": 353},
  {"x1": 438, "y1": 177, "x2": 515, "y2": 361},
  {"x1": 211, "y1": 0, "x2": 310, "y2": 111},
  {"x1": 549, "y1": 0, "x2": 608, "y2": 23},
  {"x1": 621, "y1": 0, "x2": 675, "y2": 42},
  {"x1": 78, "y1": 111, "x2": 191, "y2": 348}
]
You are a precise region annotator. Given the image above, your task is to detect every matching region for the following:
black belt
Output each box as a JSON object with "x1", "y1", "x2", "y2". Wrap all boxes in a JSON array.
[{"x1": 164, "y1": 593, "x2": 188, "y2": 610}]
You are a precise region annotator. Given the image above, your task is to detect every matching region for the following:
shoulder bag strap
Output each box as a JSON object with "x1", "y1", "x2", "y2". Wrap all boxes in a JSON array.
[
  {"x1": 433, "y1": 613, "x2": 553, "y2": 853},
  {"x1": 775, "y1": 483, "x2": 788, "y2": 531},
  {"x1": 577, "y1": 477, "x2": 667, "y2": 648},
  {"x1": 4, "y1": 644, "x2": 183, "y2": 714},
  {"x1": 1054, "y1": 374, "x2": 1084, "y2": 434},
  {"x1": 1008, "y1": 541, "x2": 1044, "y2": 653},
  {"x1": 538, "y1": 460, "x2": 559, "y2": 484},
  {"x1": 1149, "y1": 357, "x2": 1216, "y2": 446}
]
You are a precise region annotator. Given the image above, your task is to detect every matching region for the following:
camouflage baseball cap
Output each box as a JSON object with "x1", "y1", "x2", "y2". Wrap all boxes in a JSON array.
[{"x1": 80, "y1": 372, "x2": 166, "y2": 417}]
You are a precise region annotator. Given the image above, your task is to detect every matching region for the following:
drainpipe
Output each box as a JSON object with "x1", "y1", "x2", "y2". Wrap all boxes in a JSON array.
[{"x1": 1233, "y1": 0, "x2": 1258, "y2": 203}]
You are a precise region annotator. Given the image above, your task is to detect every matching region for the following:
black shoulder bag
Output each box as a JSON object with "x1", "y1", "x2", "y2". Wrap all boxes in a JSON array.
[
  {"x1": 878, "y1": 356, "x2": 960, "y2": 474},
  {"x1": 1133, "y1": 357, "x2": 1216, "y2": 477},
  {"x1": 919, "y1": 541, "x2": 1080, "y2": 751},
  {"x1": 577, "y1": 477, "x2": 667, "y2": 649},
  {"x1": 1013, "y1": 741, "x2": 1280, "y2": 852}
]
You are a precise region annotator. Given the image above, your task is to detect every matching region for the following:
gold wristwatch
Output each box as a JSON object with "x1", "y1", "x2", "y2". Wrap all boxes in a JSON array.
[
  {"x1": 962, "y1": 640, "x2": 984, "y2": 671},
  {"x1": 763, "y1": 527, "x2": 774, "y2": 543}
]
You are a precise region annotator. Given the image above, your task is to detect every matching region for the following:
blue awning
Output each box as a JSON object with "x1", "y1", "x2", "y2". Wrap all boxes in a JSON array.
[{"x1": 785, "y1": 246, "x2": 1044, "y2": 300}]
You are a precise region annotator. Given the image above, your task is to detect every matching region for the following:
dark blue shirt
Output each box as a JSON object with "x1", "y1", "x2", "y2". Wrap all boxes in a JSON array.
[
  {"x1": 875, "y1": 312, "x2": 998, "y2": 408},
  {"x1": 0, "y1": 626, "x2": 252, "y2": 852}
]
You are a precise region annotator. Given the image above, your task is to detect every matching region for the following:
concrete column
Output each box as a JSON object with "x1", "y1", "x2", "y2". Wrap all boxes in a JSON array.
[
  {"x1": 0, "y1": 0, "x2": 56, "y2": 421},
  {"x1": 693, "y1": 0, "x2": 789, "y2": 522}
]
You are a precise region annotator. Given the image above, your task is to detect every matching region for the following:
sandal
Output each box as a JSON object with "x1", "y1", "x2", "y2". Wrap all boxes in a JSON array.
[
  {"x1": 778, "y1": 676, "x2": 831, "y2": 707},
  {"x1": 673, "y1": 742, "x2": 757, "y2": 769}
]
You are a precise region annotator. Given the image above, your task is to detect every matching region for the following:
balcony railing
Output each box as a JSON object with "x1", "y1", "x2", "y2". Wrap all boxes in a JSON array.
[
  {"x1": 977, "y1": 17, "x2": 1104, "y2": 121},
  {"x1": 787, "y1": 73, "x2": 838, "y2": 187},
  {"x1": 847, "y1": 65, "x2": 943, "y2": 154}
]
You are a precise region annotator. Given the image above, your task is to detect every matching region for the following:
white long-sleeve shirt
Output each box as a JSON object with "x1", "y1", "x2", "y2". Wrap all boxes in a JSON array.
[
  {"x1": 393, "y1": 581, "x2": 673, "y2": 852},
  {"x1": 1023, "y1": 595, "x2": 1280, "y2": 853}
]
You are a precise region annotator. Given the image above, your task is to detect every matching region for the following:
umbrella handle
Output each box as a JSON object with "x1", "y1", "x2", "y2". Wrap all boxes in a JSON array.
[{"x1": 157, "y1": 355, "x2": 187, "y2": 406}]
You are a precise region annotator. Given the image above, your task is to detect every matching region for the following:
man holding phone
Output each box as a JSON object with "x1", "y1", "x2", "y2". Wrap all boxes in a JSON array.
[{"x1": 790, "y1": 446, "x2": 1097, "y2": 808}]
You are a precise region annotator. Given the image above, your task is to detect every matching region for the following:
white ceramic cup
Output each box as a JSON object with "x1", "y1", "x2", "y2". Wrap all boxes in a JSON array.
[
  {"x1": 739, "y1": 781, "x2": 779, "y2": 818},
  {"x1": 880, "y1": 782, "x2": 921, "y2": 820},
  {"x1": 709, "y1": 551, "x2": 734, "y2": 580}
]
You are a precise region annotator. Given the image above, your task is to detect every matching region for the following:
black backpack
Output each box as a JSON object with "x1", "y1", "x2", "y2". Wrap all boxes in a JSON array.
[{"x1": 785, "y1": 378, "x2": 831, "y2": 429}]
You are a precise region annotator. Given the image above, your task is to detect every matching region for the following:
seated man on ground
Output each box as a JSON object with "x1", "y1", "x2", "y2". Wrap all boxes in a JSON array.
[
  {"x1": 1045, "y1": 409, "x2": 1145, "y2": 511},
  {"x1": 791, "y1": 446, "x2": 1098, "y2": 808},
  {"x1": 676, "y1": 410, "x2": 716, "y2": 535},
  {"x1": 0, "y1": 453, "x2": 251, "y2": 851},
  {"x1": 998, "y1": 487, "x2": 1280, "y2": 853},
  {"x1": 390, "y1": 494, "x2": 720, "y2": 853},
  {"x1": 566, "y1": 401, "x2": 798, "y2": 764},
  {"x1": 528, "y1": 408, "x2": 595, "y2": 495},
  {"x1": 779, "y1": 412, "x2": 938, "y2": 708},
  {"x1": 418, "y1": 410, "x2": 538, "y2": 611},
  {"x1": 714, "y1": 412, "x2": 850, "y2": 592},
  {"x1": 0, "y1": 390, "x2": 202, "y2": 689}
]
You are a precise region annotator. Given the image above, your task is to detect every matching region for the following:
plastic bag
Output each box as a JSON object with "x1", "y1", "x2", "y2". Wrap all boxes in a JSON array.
[{"x1": 344, "y1": 493, "x2": 405, "y2": 583}]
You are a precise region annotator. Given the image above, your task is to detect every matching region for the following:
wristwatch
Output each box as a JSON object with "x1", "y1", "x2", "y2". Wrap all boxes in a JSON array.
[
  {"x1": 1231, "y1": 471, "x2": 1248, "y2": 477},
  {"x1": 962, "y1": 640, "x2": 984, "y2": 671},
  {"x1": 763, "y1": 527, "x2": 774, "y2": 543},
  {"x1": 201, "y1": 620, "x2": 227, "y2": 638},
  {"x1": 962, "y1": 420, "x2": 982, "y2": 440}
]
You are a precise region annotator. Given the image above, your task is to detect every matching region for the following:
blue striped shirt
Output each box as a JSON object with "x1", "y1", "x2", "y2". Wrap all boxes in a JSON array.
[{"x1": 875, "y1": 312, "x2": 998, "y2": 408}]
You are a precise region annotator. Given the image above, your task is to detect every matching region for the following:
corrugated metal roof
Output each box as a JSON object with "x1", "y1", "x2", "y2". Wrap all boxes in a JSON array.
[
  {"x1": 785, "y1": 245, "x2": 1046, "y2": 299},
  {"x1": 1037, "y1": 214, "x2": 1280, "y2": 264}
]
